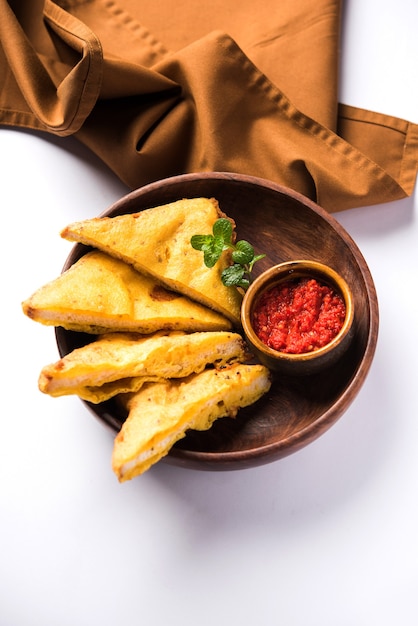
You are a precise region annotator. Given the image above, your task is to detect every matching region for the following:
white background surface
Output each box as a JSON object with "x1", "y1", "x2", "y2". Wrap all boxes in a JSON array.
[{"x1": 1, "y1": 1, "x2": 417, "y2": 624}]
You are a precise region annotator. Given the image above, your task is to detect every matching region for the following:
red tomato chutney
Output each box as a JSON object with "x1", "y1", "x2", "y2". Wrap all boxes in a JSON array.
[{"x1": 252, "y1": 277, "x2": 346, "y2": 354}]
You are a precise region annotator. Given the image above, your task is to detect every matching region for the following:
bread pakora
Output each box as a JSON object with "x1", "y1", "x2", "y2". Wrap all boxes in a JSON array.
[
  {"x1": 112, "y1": 363, "x2": 271, "y2": 481},
  {"x1": 38, "y1": 330, "x2": 248, "y2": 403},
  {"x1": 22, "y1": 250, "x2": 232, "y2": 334},
  {"x1": 60, "y1": 197, "x2": 243, "y2": 324}
]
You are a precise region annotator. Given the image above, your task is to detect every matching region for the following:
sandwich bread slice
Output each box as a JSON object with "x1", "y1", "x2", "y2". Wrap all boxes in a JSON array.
[
  {"x1": 112, "y1": 363, "x2": 271, "y2": 481},
  {"x1": 38, "y1": 330, "x2": 248, "y2": 403},
  {"x1": 22, "y1": 250, "x2": 232, "y2": 334},
  {"x1": 60, "y1": 197, "x2": 242, "y2": 324}
]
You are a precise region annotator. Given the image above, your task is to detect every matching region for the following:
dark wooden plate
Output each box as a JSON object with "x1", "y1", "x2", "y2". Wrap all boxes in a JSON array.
[{"x1": 56, "y1": 172, "x2": 379, "y2": 470}]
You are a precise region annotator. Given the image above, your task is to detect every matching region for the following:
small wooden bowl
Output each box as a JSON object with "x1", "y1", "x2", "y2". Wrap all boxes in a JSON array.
[
  {"x1": 241, "y1": 260, "x2": 355, "y2": 376},
  {"x1": 56, "y1": 172, "x2": 379, "y2": 471}
]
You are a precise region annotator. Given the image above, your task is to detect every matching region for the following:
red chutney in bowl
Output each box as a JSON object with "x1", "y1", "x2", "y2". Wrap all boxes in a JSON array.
[{"x1": 252, "y1": 277, "x2": 346, "y2": 355}]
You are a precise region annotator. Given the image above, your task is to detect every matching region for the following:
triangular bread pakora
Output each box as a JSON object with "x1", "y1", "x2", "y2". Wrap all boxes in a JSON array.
[
  {"x1": 22, "y1": 250, "x2": 232, "y2": 334},
  {"x1": 38, "y1": 330, "x2": 248, "y2": 403},
  {"x1": 112, "y1": 363, "x2": 271, "y2": 481},
  {"x1": 60, "y1": 197, "x2": 243, "y2": 325}
]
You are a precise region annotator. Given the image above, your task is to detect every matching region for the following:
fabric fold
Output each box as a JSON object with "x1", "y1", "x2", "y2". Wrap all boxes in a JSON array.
[{"x1": 0, "y1": 0, "x2": 103, "y2": 134}]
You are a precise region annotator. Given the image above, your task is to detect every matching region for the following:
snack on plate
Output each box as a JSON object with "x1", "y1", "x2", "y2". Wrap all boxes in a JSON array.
[
  {"x1": 112, "y1": 363, "x2": 272, "y2": 481},
  {"x1": 38, "y1": 330, "x2": 248, "y2": 403},
  {"x1": 22, "y1": 196, "x2": 273, "y2": 480},
  {"x1": 60, "y1": 197, "x2": 243, "y2": 324},
  {"x1": 22, "y1": 250, "x2": 231, "y2": 334}
]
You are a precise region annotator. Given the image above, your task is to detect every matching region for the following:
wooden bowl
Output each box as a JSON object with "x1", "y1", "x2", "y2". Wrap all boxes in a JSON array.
[
  {"x1": 56, "y1": 172, "x2": 379, "y2": 471},
  {"x1": 241, "y1": 260, "x2": 355, "y2": 376}
]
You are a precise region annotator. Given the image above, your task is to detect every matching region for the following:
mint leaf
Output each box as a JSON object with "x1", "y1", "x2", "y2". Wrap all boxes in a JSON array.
[
  {"x1": 191, "y1": 218, "x2": 265, "y2": 291},
  {"x1": 248, "y1": 253, "x2": 266, "y2": 271},
  {"x1": 221, "y1": 264, "x2": 245, "y2": 286},
  {"x1": 190, "y1": 234, "x2": 213, "y2": 251},
  {"x1": 201, "y1": 236, "x2": 224, "y2": 267},
  {"x1": 203, "y1": 248, "x2": 220, "y2": 268},
  {"x1": 213, "y1": 218, "x2": 233, "y2": 243},
  {"x1": 232, "y1": 240, "x2": 254, "y2": 265}
]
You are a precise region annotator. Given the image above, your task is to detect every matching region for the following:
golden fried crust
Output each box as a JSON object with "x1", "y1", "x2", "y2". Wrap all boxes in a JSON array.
[
  {"x1": 112, "y1": 363, "x2": 271, "y2": 481},
  {"x1": 38, "y1": 330, "x2": 248, "y2": 402},
  {"x1": 60, "y1": 198, "x2": 243, "y2": 324},
  {"x1": 21, "y1": 251, "x2": 232, "y2": 334}
]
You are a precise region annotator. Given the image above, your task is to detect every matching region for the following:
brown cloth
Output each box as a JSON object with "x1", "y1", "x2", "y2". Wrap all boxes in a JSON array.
[{"x1": 1, "y1": 0, "x2": 417, "y2": 212}]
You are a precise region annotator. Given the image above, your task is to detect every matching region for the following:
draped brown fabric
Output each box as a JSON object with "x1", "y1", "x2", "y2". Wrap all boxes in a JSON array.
[{"x1": 1, "y1": 0, "x2": 417, "y2": 212}]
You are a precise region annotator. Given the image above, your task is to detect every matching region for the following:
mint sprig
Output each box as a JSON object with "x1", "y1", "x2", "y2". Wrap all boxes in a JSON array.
[{"x1": 190, "y1": 218, "x2": 265, "y2": 290}]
